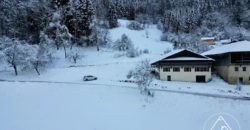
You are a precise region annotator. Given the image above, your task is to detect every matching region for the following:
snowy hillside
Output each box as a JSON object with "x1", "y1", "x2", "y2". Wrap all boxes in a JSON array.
[
  {"x1": 0, "y1": 20, "x2": 173, "y2": 82},
  {"x1": 0, "y1": 20, "x2": 250, "y2": 130}
]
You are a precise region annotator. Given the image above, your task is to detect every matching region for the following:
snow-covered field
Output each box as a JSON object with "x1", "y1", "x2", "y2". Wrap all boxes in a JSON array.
[
  {"x1": 0, "y1": 20, "x2": 250, "y2": 130},
  {"x1": 1, "y1": 82, "x2": 250, "y2": 130}
]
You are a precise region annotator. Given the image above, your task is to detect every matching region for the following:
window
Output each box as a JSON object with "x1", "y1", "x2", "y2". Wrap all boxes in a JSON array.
[
  {"x1": 195, "y1": 67, "x2": 209, "y2": 72},
  {"x1": 249, "y1": 77, "x2": 250, "y2": 81},
  {"x1": 235, "y1": 67, "x2": 239, "y2": 71},
  {"x1": 243, "y1": 67, "x2": 246, "y2": 71},
  {"x1": 173, "y1": 67, "x2": 180, "y2": 72},
  {"x1": 163, "y1": 67, "x2": 170, "y2": 72},
  {"x1": 184, "y1": 67, "x2": 191, "y2": 72}
]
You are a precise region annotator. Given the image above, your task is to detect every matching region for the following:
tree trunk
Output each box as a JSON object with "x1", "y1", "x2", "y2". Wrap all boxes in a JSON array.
[
  {"x1": 74, "y1": 57, "x2": 77, "y2": 64},
  {"x1": 35, "y1": 67, "x2": 40, "y2": 75},
  {"x1": 97, "y1": 45, "x2": 100, "y2": 51},
  {"x1": 13, "y1": 64, "x2": 18, "y2": 76},
  {"x1": 56, "y1": 43, "x2": 60, "y2": 50},
  {"x1": 33, "y1": 62, "x2": 40, "y2": 75},
  {"x1": 63, "y1": 45, "x2": 67, "y2": 58}
]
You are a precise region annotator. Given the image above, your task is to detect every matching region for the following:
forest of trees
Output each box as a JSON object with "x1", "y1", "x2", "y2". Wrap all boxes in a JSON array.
[
  {"x1": 1, "y1": 0, "x2": 250, "y2": 44},
  {"x1": 0, "y1": 0, "x2": 250, "y2": 75}
]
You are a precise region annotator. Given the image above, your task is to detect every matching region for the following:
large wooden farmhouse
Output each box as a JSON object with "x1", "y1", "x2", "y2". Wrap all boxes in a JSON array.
[
  {"x1": 202, "y1": 41, "x2": 250, "y2": 84},
  {"x1": 151, "y1": 49, "x2": 214, "y2": 83}
]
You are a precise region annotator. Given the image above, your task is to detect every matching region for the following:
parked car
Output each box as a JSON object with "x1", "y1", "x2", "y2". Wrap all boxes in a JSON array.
[{"x1": 83, "y1": 75, "x2": 98, "y2": 81}]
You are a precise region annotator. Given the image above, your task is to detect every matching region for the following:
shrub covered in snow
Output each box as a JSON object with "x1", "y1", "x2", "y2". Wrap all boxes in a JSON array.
[
  {"x1": 90, "y1": 26, "x2": 111, "y2": 47},
  {"x1": 68, "y1": 47, "x2": 82, "y2": 64},
  {"x1": 127, "y1": 21, "x2": 145, "y2": 30},
  {"x1": 142, "y1": 49, "x2": 149, "y2": 54},
  {"x1": 113, "y1": 34, "x2": 132, "y2": 51},
  {"x1": 161, "y1": 32, "x2": 210, "y2": 53},
  {"x1": 113, "y1": 34, "x2": 141, "y2": 58},
  {"x1": 160, "y1": 32, "x2": 179, "y2": 43},
  {"x1": 163, "y1": 48, "x2": 171, "y2": 54},
  {"x1": 126, "y1": 44, "x2": 140, "y2": 58},
  {"x1": 127, "y1": 60, "x2": 154, "y2": 96}
]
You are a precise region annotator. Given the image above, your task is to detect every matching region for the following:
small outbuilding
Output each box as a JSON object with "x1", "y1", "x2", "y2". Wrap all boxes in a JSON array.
[
  {"x1": 151, "y1": 49, "x2": 214, "y2": 83},
  {"x1": 201, "y1": 37, "x2": 215, "y2": 45}
]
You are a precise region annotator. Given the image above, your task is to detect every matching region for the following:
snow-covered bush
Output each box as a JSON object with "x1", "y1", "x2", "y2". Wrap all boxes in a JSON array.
[
  {"x1": 127, "y1": 21, "x2": 144, "y2": 30},
  {"x1": 90, "y1": 26, "x2": 111, "y2": 48},
  {"x1": 127, "y1": 60, "x2": 154, "y2": 97},
  {"x1": 113, "y1": 34, "x2": 140, "y2": 58},
  {"x1": 161, "y1": 32, "x2": 209, "y2": 53},
  {"x1": 157, "y1": 21, "x2": 164, "y2": 31},
  {"x1": 68, "y1": 47, "x2": 82, "y2": 64},
  {"x1": 135, "y1": 14, "x2": 153, "y2": 25},
  {"x1": 113, "y1": 34, "x2": 132, "y2": 51},
  {"x1": 126, "y1": 44, "x2": 140, "y2": 58},
  {"x1": 143, "y1": 49, "x2": 149, "y2": 54},
  {"x1": 226, "y1": 28, "x2": 244, "y2": 42},
  {"x1": 164, "y1": 48, "x2": 171, "y2": 54},
  {"x1": 160, "y1": 32, "x2": 179, "y2": 43},
  {"x1": 93, "y1": 19, "x2": 110, "y2": 29}
]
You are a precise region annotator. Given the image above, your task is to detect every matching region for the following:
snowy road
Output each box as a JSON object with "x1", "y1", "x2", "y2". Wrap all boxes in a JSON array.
[{"x1": 1, "y1": 79, "x2": 249, "y2": 101}]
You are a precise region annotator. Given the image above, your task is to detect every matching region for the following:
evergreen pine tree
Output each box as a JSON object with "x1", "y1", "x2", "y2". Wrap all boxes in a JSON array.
[
  {"x1": 63, "y1": 0, "x2": 94, "y2": 45},
  {"x1": 53, "y1": 0, "x2": 70, "y2": 8},
  {"x1": 107, "y1": 2, "x2": 118, "y2": 28}
]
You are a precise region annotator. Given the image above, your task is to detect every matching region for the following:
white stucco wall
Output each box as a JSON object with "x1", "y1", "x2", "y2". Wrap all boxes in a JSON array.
[
  {"x1": 214, "y1": 65, "x2": 250, "y2": 84},
  {"x1": 159, "y1": 66, "x2": 212, "y2": 82},
  {"x1": 227, "y1": 65, "x2": 250, "y2": 84}
]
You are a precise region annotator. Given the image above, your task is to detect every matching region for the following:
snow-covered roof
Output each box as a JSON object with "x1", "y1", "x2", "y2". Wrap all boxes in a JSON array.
[
  {"x1": 151, "y1": 49, "x2": 184, "y2": 63},
  {"x1": 163, "y1": 57, "x2": 214, "y2": 61},
  {"x1": 202, "y1": 40, "x2": 250, "y2": 56},
  {"x1": 163, "y1": 49, "x2": 185, "y2": 58},
  {"x1": 151, "y1": 49, "x2": 214, "y2": 65},
  {"x1": 201, "y1": 37, "x2": 215, "y2": 40}
]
